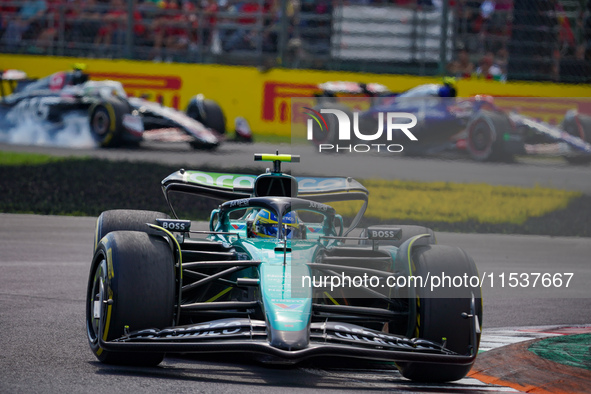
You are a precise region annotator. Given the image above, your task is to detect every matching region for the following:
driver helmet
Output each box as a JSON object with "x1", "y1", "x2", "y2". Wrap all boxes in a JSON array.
[
  {"x1": 71, "y1": 69, "x2": 89, "y2": 85},
  {"x1": 438, "y1": 77, "x2": 457, "y2": 98},
  {"x1": 252, "y1": 209, "x2": 301, "y2": 239},
  {"x1": 71, "y1": 63, "x2": 89, "y2": 85}
]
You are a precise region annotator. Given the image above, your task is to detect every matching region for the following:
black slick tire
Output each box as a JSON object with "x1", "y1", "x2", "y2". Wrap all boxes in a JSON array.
[
  {"x1": 466, "y1": 110, "x2": 514, "y2": 162},
  {"x1": 186, "y1": 97, "x2": 226, "y2": 135},
  {"x1": 89, "y1": 97, "x2": 130, "y2": 147},
  {"x1": 561, "y1": 113, "x2": 591, "y2": 165},
  {"x1": 86, "y1": 231, "x2": 175, "y2": 366},
  {"x1": 93, "y1": 209, "x2": 170, "y2": 252},
  {"x1": 397, "y1": 244, "x2": 482, "y2": 382}
]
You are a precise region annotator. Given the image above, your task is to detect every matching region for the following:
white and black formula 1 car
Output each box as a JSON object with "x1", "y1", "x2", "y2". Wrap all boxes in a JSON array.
[
  {"x1": 0, "y1": 66, "x2": 252, "y2": 149},
  {"x1": 86, "y1": 152, "x2": 482, "y2": 383}
]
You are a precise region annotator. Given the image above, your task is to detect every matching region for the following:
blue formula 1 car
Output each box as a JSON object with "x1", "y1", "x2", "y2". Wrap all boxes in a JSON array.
[
  {"x1": 86, "y1": 153, "x2": 482, "y2": 382},
  {"x1": 309, "y1": 81, "x2": 591, "y2": 163}
]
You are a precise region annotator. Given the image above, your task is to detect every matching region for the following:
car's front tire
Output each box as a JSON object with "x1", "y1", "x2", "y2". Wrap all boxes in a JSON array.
[
  {"x1": 86, "y1": 231, "x2": 175, "y2": 365},
  {"x1": 397, "y1": 244, "x2": 482, "y2": 382},
  {"x1": 186, "y1": 95, "x2": 226, "y2": 135},
  {"x1": 561, "y1": 112, "x2": 591, "y2": 165},
  {"x1": 94, "y1": 209, "x2": 170, "y2": 252}
]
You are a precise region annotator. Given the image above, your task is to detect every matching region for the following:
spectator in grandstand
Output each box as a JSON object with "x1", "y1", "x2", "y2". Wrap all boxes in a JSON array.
[
  {"x1": 65, "y1": 0, "x2": 105, "y2": 55},
  {"x1": 0, "y1": 0, "x2": 19, "y2": 46},
  {"x1": 455, "y1": 0, "x2": 511, "y2": 55},
  {"x1": 147, "y1": 0, "x2": 178, "y2": 59},
  {"x1": 221, "y1": 1, "x2": 263, "y2": 52},
  {"x1": 258, "y1": 0, "x2": 302, "y2": 59},
  {"x1": 94, "y1": 0, "x2": 146, "y2": 56},
  {"x1": 94, "y1": 0, "x2": 126, "y2": 47},
  {"x1": 298, "y1": 0, "x2": 332, "y2": 59},
  {"x1": 151, "y1": 0, "x2": 199, "y2": 62},
  {"x1": 475, "y1": 51, "x2": 506, "y2": 81},
  {"x1": 200, "y1": 0, "x2": 219, "y2": 50},
  {"x1": 485, "y1": 0, "x2": 512, "y2": 53},
  {"x1": 494, "y1": 45, "x2": 508, "y2": 75},
  {"x1": 447, "y1": 47, "x2": 475, "y2": 78},
  {"x1": 20, "y1": 0, "x2": 48, "y2": 41},
  {"x1": 477, "y1": 0, "x2": 507, "y2": 53},
  {"x1": 0, "y1": 0, "x2": 47, "y2": 52},
  {"x1": 29, "y1": 0, "x2": 61, "y2": 54},
  {"x1": 31, "y1": 0, "x2": 86, "y2": 54},
  {"x1": 455, "y1": 0, "x2": 483, "y2": 53},
  {"x1": 260, "y1": 0, "x2": 290, "y2": 54}
]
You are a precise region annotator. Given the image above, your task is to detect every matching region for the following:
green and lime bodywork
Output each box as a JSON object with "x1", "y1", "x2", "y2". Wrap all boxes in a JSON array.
[
  {"x1": 89, "y1": 153, "x2": 481, "y2": 381},
  {"x1": 158, "y1": 155, "x2": 369, "y2": 351},
  {"x1": 237, "y1": 239, "x2": 316, "y2": 349}
]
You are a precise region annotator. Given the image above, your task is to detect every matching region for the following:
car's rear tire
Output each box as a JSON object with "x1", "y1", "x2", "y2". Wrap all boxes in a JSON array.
[
  {"x1": 86, "y1": 231, "x2": 175, "y2": 366},
  {"x1": 186, "y1": 96, "x2": 226, "y2": 135},
  {"x1": 397, "y1": 244, "x2": 482, "y2": 382},
  {"x1": 561, "y1": 112, "x2": 591, "y2": 165},
  {"x1": 94, "y1": 209, "x2": 170, "y2": 252},
  {"x1": 466, "y1": 110, "x2": 515, "y2": 162},
  {"x1": 89, "y1": 97, "x2": 130, "y2": 147}
]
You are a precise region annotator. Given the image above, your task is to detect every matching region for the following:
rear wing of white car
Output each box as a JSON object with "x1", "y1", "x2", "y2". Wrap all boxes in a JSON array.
[{"x1": 0, "y1": 69, "x2": 28, "y2": 99}]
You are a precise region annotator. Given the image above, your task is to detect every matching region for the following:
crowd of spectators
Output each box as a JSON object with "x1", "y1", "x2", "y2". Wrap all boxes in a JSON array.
[
  {"x1": 449, "y1": 0, "x2": 591, "y2": 82},
  {"x1": 0, "y1": 0, "x2": 589, "y2": 82},
  {"x1": 0, "y1": 0, "x2": 332, "y2": 63}
]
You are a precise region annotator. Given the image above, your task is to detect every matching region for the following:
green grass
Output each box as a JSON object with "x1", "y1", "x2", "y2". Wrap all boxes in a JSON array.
[
  {"x1": 357, "y1": 179, "x2": 581, "y2": 225},
  {"x1": 334, "y1": 179, "x2": 580, "y2": 225},
  {"x1": 0, "y1": 152, "x2": 588, "y2": 236},
  {"x1": 0, "y1": 151, "x2": 67, "y2": 166}
]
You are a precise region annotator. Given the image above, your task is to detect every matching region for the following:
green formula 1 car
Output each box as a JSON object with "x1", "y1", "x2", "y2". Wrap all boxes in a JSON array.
[{"x1": 86, "y1": 153, "x2": 482, "y2": 382}]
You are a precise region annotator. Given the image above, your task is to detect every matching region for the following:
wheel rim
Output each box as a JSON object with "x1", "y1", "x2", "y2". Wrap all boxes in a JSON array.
[
  {"x1": 469, "y1": 121, "x2": 493, "y2": 153},
  {"x1": 87, "y1": 259, "x2": 108, "y2": 345},
  {"x1": 92, "y1": 110, "x2": 110, "y2": 136}
]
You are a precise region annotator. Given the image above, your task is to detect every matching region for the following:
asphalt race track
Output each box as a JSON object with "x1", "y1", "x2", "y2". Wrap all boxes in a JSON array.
[
  {"x1": 2, "y1": 141, "x2": 591, "y2": 193},
  {"x1": 1, "y1": 214, "x2": 590, "y2": 393}
]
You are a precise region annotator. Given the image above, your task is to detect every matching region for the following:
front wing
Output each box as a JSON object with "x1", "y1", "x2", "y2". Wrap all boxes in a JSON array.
[
  {"x1": 98, "y1": 318, "x2": 479, "y2": 365},
  {"x1": 510, "y1": 112, "x2": 591, "y2": 155}
]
